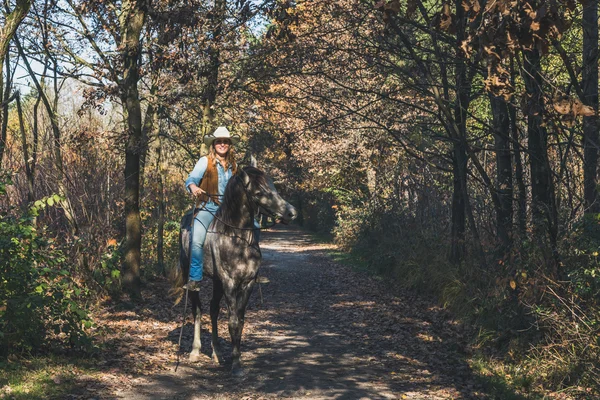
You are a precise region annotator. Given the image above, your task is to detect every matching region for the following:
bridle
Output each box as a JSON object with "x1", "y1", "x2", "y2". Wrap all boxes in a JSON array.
[{"x1": 193, "y1": 175, "x2": 280, "y2": 232}]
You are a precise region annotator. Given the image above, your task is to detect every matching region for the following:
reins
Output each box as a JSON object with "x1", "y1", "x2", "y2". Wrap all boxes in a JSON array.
[
  {"x1": 201, "y1": 206, "x2": 279, "y2": 231},
  {"x1": 197, "y1": 184, "x2": 280, "y2": 231}
]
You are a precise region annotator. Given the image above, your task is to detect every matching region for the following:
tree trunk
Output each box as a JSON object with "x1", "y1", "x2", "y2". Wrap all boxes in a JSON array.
[
  {"x1": 0, "y1": 53, "x2": 10, "y2": 167},
  {"x1": 449, "y1": 0, "x2": 473, "y2": 265},
  {"x1": 156, "y1": 137, "x2": 165, "y2": 276},
  {"x1": 139, "y1": 61, "x2": 158, "y2": 199},
  {"x1": 201, "y1": 0, "x2": 226, "y2": 137},
  {"x1": 120, "y1": 0, "x2": 147, "y2": 300},
  {"x1": 15, "y1": 93, "x2": 33, "y2": 203},
  {"x1": 522, "y1": 47, "x2": 559, "y2": 268},
  {"x1": 506, "y1": 56, "x2": 527, "y2": 238},
  {"x1": 0, "y1": 0, "x2": 30, "y2": 166},
  {"x1": 449, "y1": 144, "x2": 467, "y2": 264},
  {"x1": 510, "y1": 107, "x2": 527, "y2": 240},
  {"x1": 582, "y1": 0, "x2": 599, "y2": 214},
  {"x1": 490, "y1": 94, "x2": 513, "y2": 253}
]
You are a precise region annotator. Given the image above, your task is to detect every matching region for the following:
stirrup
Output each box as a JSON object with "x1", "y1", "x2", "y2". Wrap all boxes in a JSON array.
[{"x1": 183, "y1": 280, "x2": 202, "y2": 291}]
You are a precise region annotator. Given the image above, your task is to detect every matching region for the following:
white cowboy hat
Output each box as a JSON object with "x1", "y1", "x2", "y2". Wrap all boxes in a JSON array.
[{"x1": 203, "y1": 126, "x2": 240, "y2": 146}]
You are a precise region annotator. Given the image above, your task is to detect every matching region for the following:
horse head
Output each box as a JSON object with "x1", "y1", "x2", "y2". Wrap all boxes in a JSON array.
[{"x1": 240, "y1": 166, "x2": 298, "y2": 224}]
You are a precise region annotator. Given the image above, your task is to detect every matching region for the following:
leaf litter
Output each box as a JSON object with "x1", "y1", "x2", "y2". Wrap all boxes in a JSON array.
[{"x1": 70, "y1": 226, "x2": 489, "y2": 399}]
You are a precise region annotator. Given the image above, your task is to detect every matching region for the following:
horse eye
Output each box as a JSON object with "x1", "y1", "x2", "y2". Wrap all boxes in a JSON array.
[{"x1": 254, "y1": 190, "x2": 262, "y2": 196}]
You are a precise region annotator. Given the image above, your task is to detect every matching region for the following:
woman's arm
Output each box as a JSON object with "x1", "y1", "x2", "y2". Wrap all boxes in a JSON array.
[{"x1": 185, "y1": 156, "x2": 208, "y2": 196}]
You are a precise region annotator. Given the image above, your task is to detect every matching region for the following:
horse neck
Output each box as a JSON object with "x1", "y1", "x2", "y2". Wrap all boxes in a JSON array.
[
  {"x1": 225, "y1": 201, "x2": 254, "y2": 228},
  {"x1": 217, "y1": 181, "x2": 256, "y2": 230}
]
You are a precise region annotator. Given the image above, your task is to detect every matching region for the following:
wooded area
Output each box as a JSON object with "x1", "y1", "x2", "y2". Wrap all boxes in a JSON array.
[{"x1": 1, "y1": 0, "x2": 599, "y2": 397}]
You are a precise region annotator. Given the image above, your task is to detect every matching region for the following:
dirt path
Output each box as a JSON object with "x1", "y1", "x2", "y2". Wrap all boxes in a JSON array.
[{"x1": 93, "y1": 225, "x2": 487, "y2": 399}]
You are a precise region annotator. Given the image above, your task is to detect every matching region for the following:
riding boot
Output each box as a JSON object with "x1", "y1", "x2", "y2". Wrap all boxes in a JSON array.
[{"x1": 183, "y1": 280, "x2": 202, "y2": 291}]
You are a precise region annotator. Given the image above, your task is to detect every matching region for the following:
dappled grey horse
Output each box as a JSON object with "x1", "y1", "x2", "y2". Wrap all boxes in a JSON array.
[{"x1": 178, "y1": 166, "x2": 297, "y2": 375}]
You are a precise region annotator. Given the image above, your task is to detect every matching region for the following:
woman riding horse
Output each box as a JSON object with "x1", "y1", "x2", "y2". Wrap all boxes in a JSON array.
[
  {"x1": 183, "y1": 126, "x2": 239, "y2": 291},
  {"x1": 179, "y1": 166, "x2": 298, "y2": 375},
  {"x1": 181, "y1": 126, "x2": 297, "y2": 375}
]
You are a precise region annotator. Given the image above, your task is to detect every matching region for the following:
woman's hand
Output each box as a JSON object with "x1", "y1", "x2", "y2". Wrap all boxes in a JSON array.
[{"x1": 190, "y1": 184, "x2": 205, "y2": 198}]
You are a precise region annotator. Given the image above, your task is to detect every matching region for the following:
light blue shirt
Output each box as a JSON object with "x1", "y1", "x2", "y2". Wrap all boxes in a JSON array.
[{"x1": 185, "y1": 156, "x2": 233, "y2": 209}]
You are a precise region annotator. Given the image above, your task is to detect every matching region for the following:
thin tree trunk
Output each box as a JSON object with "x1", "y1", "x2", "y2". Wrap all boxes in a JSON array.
[
  {"x1": 522, "y1": 47, "x2": 559, "y2": 269},
  {"x1": 201, "y1": 0, "x2": 226, "y2": 137},
  {"x1": 511, "y1": 108, "x2": 527, "y2": 238},
  {"x1": 0, "y1": 0, "x2": 30, "y2": 166},
  {"x1": 156, "y1": 136, "x2": 165, "y2": 276},
  {"x1": 0, "y1": 52, "x2": 10, "y2": 167},
  {"x1": 449, "y1": 0, "x2": 474, "y2": 265},
  {"x1": 582, "y1": 0, "x2": 599, "y2": 214},
  {"x1": 139, "y1": 99, "x2": 157, "y2": 198},
  {"x1": 490, "y1": 94, "x2": 513, "y2": 253},
  {"x1": 120, "y1": 0, "x2": 147, "y2": 300},
  {"x1": 31, "y1": 91, "x2": 40, "y2": 187},
  {"x1": 15, "y1": 93, "x2": 33, "y2": 203},
  {"x1": 509, "y1": 57, "x2": 527, "y2": 238},
  {"x1": 450, "y1": 142, "x2": 467, "y2": 264},
  {"x1": 139, "y1": 52, "x2": 158, "y2": 198}
]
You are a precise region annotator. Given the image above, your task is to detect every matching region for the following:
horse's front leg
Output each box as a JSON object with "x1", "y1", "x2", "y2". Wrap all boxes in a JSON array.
[
  {"x1": 226, "y1": 283, "x2": 254, "y2": 376},
  {"x1": 210, "y1": 279, "x2": 224, "y2": 364},
  {"x1": 188, "y1": 291, "x2": 202, "y2": 363}
]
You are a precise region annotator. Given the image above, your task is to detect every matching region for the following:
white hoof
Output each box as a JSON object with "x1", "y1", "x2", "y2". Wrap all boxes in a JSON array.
[{"x1": 188, "y1": 352, "x2": 202, "y2": 363}]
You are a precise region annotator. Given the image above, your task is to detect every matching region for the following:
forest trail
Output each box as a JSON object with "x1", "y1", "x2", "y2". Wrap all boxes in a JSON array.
[{"x1": 93, "y1": 225, "x2": 488, "y2": 399}]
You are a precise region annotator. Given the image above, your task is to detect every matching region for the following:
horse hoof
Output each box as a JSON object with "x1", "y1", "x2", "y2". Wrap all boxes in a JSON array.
[
  {"x1": 211, "y1": 351, "x2": 222, "y2": 364},
  {"x1": 188, "y1": 352, "x2": 202, "y2": 363},
  {"x1": 231, "y1": 365, "x2": 245, "y2": 377}
]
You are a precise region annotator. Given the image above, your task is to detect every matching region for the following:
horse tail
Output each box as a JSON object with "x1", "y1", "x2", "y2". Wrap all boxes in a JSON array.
[
  {"x1": 168, "y1": 267, "x2": 184, "y2": 305},
  {"x1": 169, "y1": 210, "x2": 193, "y2": 305}
]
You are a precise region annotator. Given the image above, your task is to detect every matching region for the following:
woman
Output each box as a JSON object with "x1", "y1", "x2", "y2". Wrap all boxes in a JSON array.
[{"x1": 183, "y1": 126, "x2": 239, "y2": 291}]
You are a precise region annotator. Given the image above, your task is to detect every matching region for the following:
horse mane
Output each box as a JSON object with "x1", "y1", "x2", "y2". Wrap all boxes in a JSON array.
[{"x1": 216, "y1": 166, "x2": 268, "y2": 231}]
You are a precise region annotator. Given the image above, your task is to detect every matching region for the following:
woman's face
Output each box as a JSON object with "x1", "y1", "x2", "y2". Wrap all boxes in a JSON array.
[{"x1": 214, "y1": 139, "x2": 231, "y2": 157}]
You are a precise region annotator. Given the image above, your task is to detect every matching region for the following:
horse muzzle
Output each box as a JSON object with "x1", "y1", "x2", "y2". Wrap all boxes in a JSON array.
[{"x1": 277, "y1": 204, "x2": 298, "y2": 225}]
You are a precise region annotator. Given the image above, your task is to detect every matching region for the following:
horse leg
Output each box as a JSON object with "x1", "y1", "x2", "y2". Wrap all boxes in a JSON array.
[
  {"x1": 188, "y1": 291, "x2": 202, "y2": 363},
  {"x1": 226, "y1": 284, "x2": 253, "y2": 376},
  {"x1": 210, "y1": 279, "x2": 224, "y2": 364}
]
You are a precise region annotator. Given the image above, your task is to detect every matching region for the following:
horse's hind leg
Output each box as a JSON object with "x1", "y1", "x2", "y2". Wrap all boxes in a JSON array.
[
  {"x1": 210, "y1": 279, "x2": 224, "y2": 364},
  {"x1": 225, "y1": 283, "x2": 253, "y2": 376},
  {"x1": 188, "y1": 291, "x2": 202, "y2": 363}
]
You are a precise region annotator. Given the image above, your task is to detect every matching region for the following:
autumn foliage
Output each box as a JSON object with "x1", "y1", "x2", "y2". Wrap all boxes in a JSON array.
[{"x1": 0, "y1": 0, "x2": 599, "y2": 397}]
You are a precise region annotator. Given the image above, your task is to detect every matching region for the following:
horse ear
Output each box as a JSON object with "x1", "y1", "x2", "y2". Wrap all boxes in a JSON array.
[
  {"x1": 240, "y1": 168, "x2": 251, "y2": 187},
  {"x1": 250, "y1": 155, "x2": 258, "y2": 168}
]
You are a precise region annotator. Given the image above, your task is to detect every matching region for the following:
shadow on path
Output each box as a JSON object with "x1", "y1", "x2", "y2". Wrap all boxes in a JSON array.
[{"x1": 108, "y1": 225, "x2": 519, "y2": 400}]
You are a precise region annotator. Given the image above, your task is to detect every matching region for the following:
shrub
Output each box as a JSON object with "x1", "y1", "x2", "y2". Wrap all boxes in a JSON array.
[{"x1": 0, "y1": 188, "x2": 92, "y2": 356}]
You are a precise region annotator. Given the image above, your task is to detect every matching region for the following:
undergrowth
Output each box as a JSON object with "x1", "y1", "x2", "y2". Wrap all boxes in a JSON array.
[
  {"x1": 328, "y1": 198, "x2": 600, "y2": 399},
  {"x1": 0, "y1": 188, "x2": 93, "y2": 356}
]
